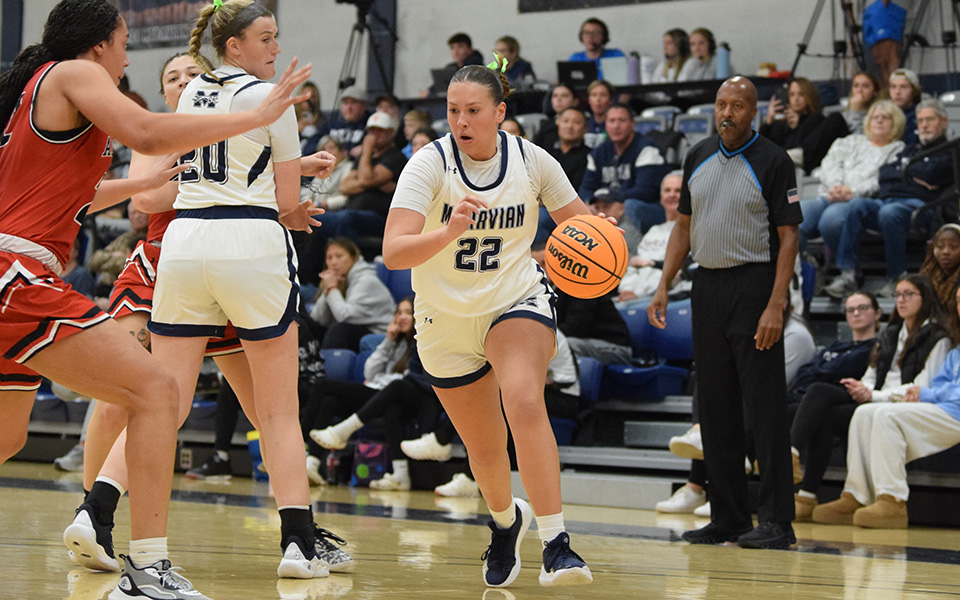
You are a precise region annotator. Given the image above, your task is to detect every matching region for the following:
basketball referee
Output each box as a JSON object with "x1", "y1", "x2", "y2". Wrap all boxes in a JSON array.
[{"x1": 648, "y1": 77, "x2": 802, "y2": 549}]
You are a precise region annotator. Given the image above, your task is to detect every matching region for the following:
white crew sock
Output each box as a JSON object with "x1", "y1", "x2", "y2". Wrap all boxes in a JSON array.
[
  {"x1": 391, "y1": 459, "x2": 410, "y2": 482},
  {"x1": 536, "y1": 513, "x2": 565, "y2": 544},
  {"x1": 489, "y1": 499, "x2": 517, "y2": 529},
  {"x1": 129, "y1": 537, "x2": 168, "y2": 568},
  {"x1": 331, "y1": 413, "x2": 364, "y2": 441}
]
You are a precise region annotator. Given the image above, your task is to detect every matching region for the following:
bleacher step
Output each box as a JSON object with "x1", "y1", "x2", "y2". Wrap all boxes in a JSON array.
[{"x1": 511, "y1": 470, "x2": 683, "y2": 510}]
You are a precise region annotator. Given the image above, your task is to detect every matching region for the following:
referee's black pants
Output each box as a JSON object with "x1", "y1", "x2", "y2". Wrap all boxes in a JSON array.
[{"x1": 691, "y1": 264, "x2": 795, "y2": 529}]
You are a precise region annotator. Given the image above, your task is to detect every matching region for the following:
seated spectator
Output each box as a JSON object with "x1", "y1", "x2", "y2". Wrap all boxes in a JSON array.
[
  {"x1": 799, "y1": 100, "x2": 905, "y2": 256},
  {"x1": 811, "y1": 284, "x2": 960, "y2": 529},
  {"x1": 920, "y1": 224, "x2": 960, "y2": 309},
  {"x1": 616, "y1": 171, "x2": 690, "y2": 305},
  {"x1": 579, "y1": 103, "x2": 671, "y2": 234},
  {"x1": 587, "y1": 188, "x2": 642, "y2": 263},
  {"x1": 888, "y1": 68, "x2": 922, "y2": 146},
  {"x1": 535, "y1": 83, "x2": 579, "y2": 149},
  {"x1": 500, "y1": 118, "x2": 525, "y2": 138},
  {"x1": 422, "y1": 32, "x2": 484, "y2": 97},
  {"x1": 569, "y1": 17, "x2": 625, "y2": 81},
  {"x1": 760, "y1": 77, "x2": 827, "y2": 173},
  {"x1": 788, "y1": 292, "x2": 882, "y2": 520},
  {"x1": 584, "y1": 79, "x2": 614, "y2": 148},
  {"x1": 548, "y1": 107, "x2": 591, "y2": 190},
  {"x1": 88, "y1": 204, "x2": 149, "y2": 294},
  {"x1": 374, "y1": 93, "x2": 407, "y2": 150},
  {"x1": 651, "y1": 28, "x2": 690, "y2": 84},
  {"x1": 302, "y1": 85, "x2": 370, "y2": 157},
  {"x1": 295, "y1": 81, "x2": 324, "y2": 144},
  {"x1": 410, "y1": 127, "x2": 440, "y2": 155},
  {"x1": 678, "y1": 28, "x2": 725, "y2": 81},
  {"x1": 305, "y1": 299, "x2": 442, "y2": 490},
  {"x1": 401, "y1": 109, "x2": 431, "y2": 158},
  {"x1": 494, "y1": 35, "x2": 536, "y2": 89},
  {"x1": 300, "y1": 135, "x2": 353, "y2": 211},
  {"x1": 825, "y1": 100, "x2": 953, "y2": 298},
  {"x1": 843, "y1": 71, "x2": 882, "y2": 134},
  {"x1": 863, "y1": 0, "x2": 907, "y2": 83},
  {"x1": 309, "y1": 237, "x2": 396, "y2": 350},
  {"x1": 300, "y1": 111, "x2": 408, "y2": 284}
]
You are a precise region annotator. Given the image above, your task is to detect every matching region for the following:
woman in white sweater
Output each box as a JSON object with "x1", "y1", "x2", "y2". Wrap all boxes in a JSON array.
[{"x1": 798, "y1": 100, "x2": 905, "y2": 257}]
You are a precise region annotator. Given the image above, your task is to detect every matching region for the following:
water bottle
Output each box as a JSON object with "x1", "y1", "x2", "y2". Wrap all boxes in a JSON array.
[
  {"x1": 627, "y1": 52, "x2": 640, "y2": 85},
  {"x1": 326, "y1": 451, "x2": 340, "y2": 485},
  {"x1": 716, "y1": 43, "x2": 731, "y2": 79}
]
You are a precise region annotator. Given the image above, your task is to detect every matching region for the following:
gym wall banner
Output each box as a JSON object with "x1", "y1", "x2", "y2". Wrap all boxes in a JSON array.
[
  {"x1": 116, "y1": 1, "x2": 279, "y2": 50},
  {"x1": 519, "y1": 0, "x2": 677, "y2": 11}
]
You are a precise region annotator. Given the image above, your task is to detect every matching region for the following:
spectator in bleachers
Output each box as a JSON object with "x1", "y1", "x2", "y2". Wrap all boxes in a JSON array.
[
  {"x1": 534, "y1": 83, "x2": 579, "y2": 150},
  {"x1": 811, "y1": 281, "x2": 960, "y2": 529},
  {"x1": 300, "y1": 135, "x2": 353, "y2": 211},
  {"x1": 616, "y1": 171, "x2": 690, "y2": 305},
  {"x1": 88, "y1": 204, "x2": 149, "y2": 295},
  {"x1": 584, "y1": 79, "x2": 614, "y2": 148},
  {"x1": 761, "y1": 77, "x2": 826, "y2": 174},
  {"x1": 569, "y1": 17, "x2": 625, "y2": 81},
  {"x1": 863, "y1": 0, "x2": 907, "y2": 83},
  {"x1": 920, "y1": 224, "x2": 960, "y2": 309},
  {"x1": 302, "y1": 85, "x2": 370, "y2": 157},
  {"x1": 300, "y1": 111, "x2": 408, "y2": 285},
  {"x1": 789, "y1": 292, "x2": 882, "y2": 520},
  {"x1": 587, "y1": 188, "x2": 641, "y2": 261},
  {"x1": 651, "y1": 28, "x2": 690, "y2": 84},
  {"x1": 401, "y1": 109, "x2": 431, "y2": 158},
  {"x1": 657, "y1": 303, "x2": 817, "y2": 516},
  {"x1": 500, "y1": 118, "x2": 525, "y2": 138},
  {"x1": 842, "y1": 71, "x2": 882, "y2": 134},
  {"x1": 494, "y1": 36, "x2": 536, "y2": 89},
  {"x1": 305, "y1": 299, "x2": 442, "y2": 491},
  {"x1": 421, "y1": 32, "x2": 485, "y2": 98},
  {"x1": 579, "y1": 103, "x2": 671, "y2": 234},
  {"x1": 547, "y1": 108, "x2": 591, "y2": 190},
  {"x1": 799, "y1": 100, "x2": 905, "y2": 257},
  {"x1": 678, "y1": 28, "x2": 722, "y2": 81},
  {"x1": 887, "y1": 68, "x2": 922, "y2": 146},
  {"x1": 309, "y1": 237, "x2": 396, "y2": 350},
  {"x1": 825, "y1": 100, "x2": 952, "y2": 299},
  {"x1": 410, "y1": 127, "x2": 439, "y2": 155},
  {"x1": 374, "y1": 93, "x2": 407, "y2": 151},
  {"x1": 295, "y1": 81, "x2": 323, "y2": 145}
]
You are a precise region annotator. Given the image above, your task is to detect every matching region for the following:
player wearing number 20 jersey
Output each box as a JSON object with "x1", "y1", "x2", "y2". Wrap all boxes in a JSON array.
[{"x1": 149, "y1": 66, "x2": 301, "y2": 340}]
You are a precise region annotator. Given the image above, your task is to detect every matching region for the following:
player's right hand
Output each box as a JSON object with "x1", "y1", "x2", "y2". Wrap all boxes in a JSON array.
[
  {"x1": 647, "y1": 288, "x2": 669, "y2": 329},
  {"x1": 257, "y1": 58, "x2": 312, "y2": 126},
  {"x1": 446, "y1": 194, "x2": 489, "y2": 238}
]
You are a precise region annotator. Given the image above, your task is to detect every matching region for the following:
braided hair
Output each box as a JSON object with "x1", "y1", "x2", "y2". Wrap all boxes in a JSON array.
[
  {"x1": 0, "y1": 0, "x2": 120, "y2": 130},
  {"x1": 188, "y1": 0, "x2": 272, "y2": 79}
]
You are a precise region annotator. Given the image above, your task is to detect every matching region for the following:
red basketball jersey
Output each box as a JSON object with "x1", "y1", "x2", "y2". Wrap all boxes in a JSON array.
[
  {"x1": 0, "y1": 62, "x2": 112, "y2": 269},
  {"x1": 147, "y1": 210, "x2": 175, "y2": 244}
]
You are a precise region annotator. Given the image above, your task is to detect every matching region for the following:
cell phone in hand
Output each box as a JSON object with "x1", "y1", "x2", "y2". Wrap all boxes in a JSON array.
[{"x1": 773, "y1": 87, "x2": 789, "y2": 110}]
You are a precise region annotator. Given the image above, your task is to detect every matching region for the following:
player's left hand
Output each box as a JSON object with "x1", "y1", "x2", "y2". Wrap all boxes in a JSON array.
[
  {"x1": 302, "y1": 150, "x2": 337, "y2": 179},
  {"x1": 754, "y1": 305, "x2": 783, "y2": 350},
  {"x1": 280, "y1": 199, "x2": 323, "y2": 232}
]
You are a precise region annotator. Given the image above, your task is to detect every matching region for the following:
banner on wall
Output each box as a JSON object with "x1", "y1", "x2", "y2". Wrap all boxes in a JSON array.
[
  {"x1": 519, "y1": 0, "x2": 677, "y2": 11},
  {"x1": 116, "y1": 1, "x2": 279, "y2": 50}
]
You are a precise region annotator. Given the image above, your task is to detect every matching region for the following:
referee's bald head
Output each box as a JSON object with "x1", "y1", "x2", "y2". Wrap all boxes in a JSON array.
[{"x1": 718, "y1": 76, "x2": 757, "y2": 108}]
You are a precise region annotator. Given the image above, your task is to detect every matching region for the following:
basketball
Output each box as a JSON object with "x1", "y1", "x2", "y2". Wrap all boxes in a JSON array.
[{"x1": 545, "y1": 214, "x2": 628, "y2": 299}]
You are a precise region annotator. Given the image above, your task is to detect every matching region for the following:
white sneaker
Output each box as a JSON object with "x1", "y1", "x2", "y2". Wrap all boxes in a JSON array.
[
  {"x1": 435, "y1": 473, "x2": 480, "y2": 497},
  {"x1": 277, "y1": 541, "x2": 330, "y2": 579},
  {"x1": 668, "y1": 427, "x2": 703, "y2": 460},
  {"x1": 655, "y1": 485, "x2": 706, "y2": 513},
  {"x1": 54, "y1": 443, "x2": 85, "y2": 472},
  {"x1": 693, "y1": 501, "x2": 711, "y2": 517},
  {"x1": 305, "y1": 455, "x2": 326, "y2": 487},
  {"x1": 400, "y1": 432, "x2": 452, "y2": 462},
  {"x1": 309, "y1": 427, "x2": 347, "y2": 450},
  {"x1": 369, "y1": 472, "x2": 411, "y2": 491}
]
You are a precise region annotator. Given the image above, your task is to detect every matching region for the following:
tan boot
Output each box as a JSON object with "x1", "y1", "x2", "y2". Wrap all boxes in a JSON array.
[
  {"x1": 853, "y1": 495, "x2": 908, "y2": 529},
  {"x1": 792, "y1": 451, "x2": 803, "y2": 484},
  {"x1": 794, "y1": 494, "x2": 818, "y2": 522},
  {"x1": 812, "y1": 492, "x2": 862, "y2": 525}
]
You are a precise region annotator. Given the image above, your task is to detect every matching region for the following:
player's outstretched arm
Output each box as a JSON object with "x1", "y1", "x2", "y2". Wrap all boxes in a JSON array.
[
  {"x1": 127, "y1": 151, "x2": 180, "y2": 214},
  {"x1": 90, "y1": 153, "x2": 186, "y2": 213},
  {"x1": 55, "y1": 59, "x2": 311, "y2": 155}
]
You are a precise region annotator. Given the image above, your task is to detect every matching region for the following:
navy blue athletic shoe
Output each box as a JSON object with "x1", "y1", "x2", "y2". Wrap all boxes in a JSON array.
[
  {"x1": 481, "y1": 498, "x2": 532, "y2": 587},
  {"x1": 538, "y1": 532, "x2": 593, "y2": 586}
]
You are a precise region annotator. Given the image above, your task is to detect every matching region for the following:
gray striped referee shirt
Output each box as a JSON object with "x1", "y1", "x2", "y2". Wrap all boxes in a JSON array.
[{"x1": 679, "y1": 132, "x2": 802, "y2": 269}]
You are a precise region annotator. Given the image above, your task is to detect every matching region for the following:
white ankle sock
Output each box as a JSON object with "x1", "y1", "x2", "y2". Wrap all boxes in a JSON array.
[
  {"x1": 391, "y1": 459, "x2": 410, "y2": 481},
  {"x1": 536, "y1": 513, "x2": 565, "y2": 544},
  {"x1": 332, "y1": 414, "x2": 363, "y2": 440},
  {"x1": 798, "y1": 490, "x2": 817, "y2": 500},
  {"x1": 129, "y1": 537, "x2": 168, "y2": 568},
  {"x1": 489, "y1": 499, "x2": 516, "y2": 529}
]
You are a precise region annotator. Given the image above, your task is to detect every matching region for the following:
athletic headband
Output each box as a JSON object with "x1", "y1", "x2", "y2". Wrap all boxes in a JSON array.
[
  {"x1": 937, "y1": 223, "x2": 960, "y2": 237},
  {"x1": 221, "y1": 3, "x2": 272, "y2": 42}
]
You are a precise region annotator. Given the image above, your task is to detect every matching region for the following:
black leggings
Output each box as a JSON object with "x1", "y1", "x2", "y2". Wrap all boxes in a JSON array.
[{"x1": 790, "y1": 381, "x2": 859, "y2": 494}]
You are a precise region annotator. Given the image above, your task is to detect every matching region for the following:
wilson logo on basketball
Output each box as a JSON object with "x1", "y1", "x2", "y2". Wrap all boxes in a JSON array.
[
  {"x1": 560, "y1": 225, "x2": 600, "y2": 251},
  {"x1": 547, "y1": 241, "x2": 590, "y2": 280}
]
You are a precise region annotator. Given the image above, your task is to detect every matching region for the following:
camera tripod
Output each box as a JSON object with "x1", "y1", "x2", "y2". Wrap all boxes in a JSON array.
[
  {"x1": 901, "y1": 0, "x2": 960, "y2": 86},
  {"x1": 334, "y1": 0, "x2": 397, "y2": 106},
  {"x1": 791, "y1": 0, "x2": 867, "y2": 79}
]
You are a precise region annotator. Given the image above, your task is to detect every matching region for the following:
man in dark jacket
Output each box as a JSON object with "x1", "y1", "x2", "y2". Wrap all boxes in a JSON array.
[
  {"x1": 826, "y1": 99, "x2": 953, "y2": 298},
  {"x1": 422, "y1": 32, "x2": 485, "y2": 97},
  {"x1": 578, "y1": 104, "x2": 672, "y2": 235}
]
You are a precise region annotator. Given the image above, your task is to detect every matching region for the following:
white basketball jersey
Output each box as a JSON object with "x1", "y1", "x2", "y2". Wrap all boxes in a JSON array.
[
  {"x1": 175, "y1": 69, "x2": 286, "y2": 210},
  {"x1": 413, "y1": 132, "x2": 542, "y2": 317}
]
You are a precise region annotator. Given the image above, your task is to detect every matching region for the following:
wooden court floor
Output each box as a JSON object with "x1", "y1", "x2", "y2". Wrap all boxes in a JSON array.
[{"x1": 3, "y1": 461, "x2": 960, "y2": 599}]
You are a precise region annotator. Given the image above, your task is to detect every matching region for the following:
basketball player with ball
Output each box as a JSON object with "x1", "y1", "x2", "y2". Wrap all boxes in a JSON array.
[{"x1": 384, "y1": 54, "x2": 597, "y2": 588}]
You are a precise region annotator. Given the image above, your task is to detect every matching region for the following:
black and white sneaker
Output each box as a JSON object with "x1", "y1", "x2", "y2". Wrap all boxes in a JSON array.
[
  {"x1": 278, "y1": 535, "x2": 329, "y2": 579},
  {"x1": 63, "y1": 504, "x2": 119, "y2": 572},
  {"x1": 108, "y1": 554, "x2": 211, "y2": 599},
  {"x1": 314, "y1": 527, "x2": 353, "y2": 572},
  {"x1": 538, "y1": 532, "x2": 593, "y2": 586},
  {"x1": 185, "y1": 454, "x2": 232, "y2": 480},
  {"x1": 481, "y1": 498, "x2": 532, "y2": 588}
]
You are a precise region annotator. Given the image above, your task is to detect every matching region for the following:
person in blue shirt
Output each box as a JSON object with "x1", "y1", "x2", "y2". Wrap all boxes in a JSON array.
[
  {"x1": 813, "y1": 284, "x2": 960, "y2": 529},
  {"x1": 569, "y1": 17, "x2": 625, "y2": 81},
  {"x1": 862, "y1": 0, "x2": 907, "y2": 82}
]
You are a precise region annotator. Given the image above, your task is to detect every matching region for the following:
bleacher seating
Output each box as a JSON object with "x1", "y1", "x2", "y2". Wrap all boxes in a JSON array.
[
  {"x1": 577, "y1": 356, "x2": 604, "y2": 404},
  {"x1": 755, "y1": 100, "x2": 770, "y2": 130},
  {"x1": 686, "y1": 103, "x2": 715, "y2": 118},
  {"x1": 374, "y1": 262, "x2": 414, "y2": 303},
  {"x1": 633, "y1": 115, "x2": 666, "y2": 135},
  {"x1": 320, "y1": 349, "x2": 357, "y2": 381},
  {"x1": 648, "y1": 299, "x2": 693, "y2": 361},
  {"x1": 641, "y1": 105, "x2": 681, "y2": 129},
  {"x1": 431, "y1": 118, "x2": 450, "y2": 135},
  {"x1": 514, "y1": 113, "x2": 548, "y2": 139}
]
